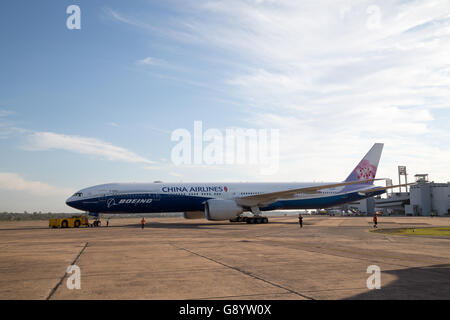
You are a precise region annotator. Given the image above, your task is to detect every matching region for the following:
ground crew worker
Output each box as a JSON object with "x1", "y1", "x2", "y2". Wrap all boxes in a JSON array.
[
  {"x1": 373, "y1": 214, "x2": 378, "y2": 228},
  {"x1": 298, "y1": 214, "x2": 303, "y2": 228},
  {"x1": 141, "y1": 217, "x2": 146, "y2": 229},
  {"x1": 106, "y1": 218, "x2": 110, "y2": 227}
]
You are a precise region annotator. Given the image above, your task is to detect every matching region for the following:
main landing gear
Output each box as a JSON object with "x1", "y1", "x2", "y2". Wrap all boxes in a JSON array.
[
  {"x1": 229, "y1": 206, "x2": 269, "y2": 224},
  {"x1": 246, "y1": 216, "x2": 269, "y2": 224},
  {"x1": 229, "y1": 216, "x2": 269, "y2": 224}
]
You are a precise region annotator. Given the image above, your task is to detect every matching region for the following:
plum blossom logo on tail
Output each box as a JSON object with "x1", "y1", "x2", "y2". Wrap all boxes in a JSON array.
[{"x1": 355, "y1": 160, "x2": 377, "y2": 180}]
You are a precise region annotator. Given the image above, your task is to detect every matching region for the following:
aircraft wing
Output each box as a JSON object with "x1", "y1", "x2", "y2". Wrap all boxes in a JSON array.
[{"x1": 236, "y1": 178, "x2": 385, "y2": 207}]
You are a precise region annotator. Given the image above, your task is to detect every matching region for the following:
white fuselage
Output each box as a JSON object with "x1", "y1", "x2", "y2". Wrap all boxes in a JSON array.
[{"x1": 65, "y1": 181, "x2": 382, "y2": 214}]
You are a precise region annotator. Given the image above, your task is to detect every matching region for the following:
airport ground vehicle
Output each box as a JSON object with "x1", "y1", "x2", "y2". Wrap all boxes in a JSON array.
[{"x1": 49, "y1": 215, "x2": 99, "y2": 228}]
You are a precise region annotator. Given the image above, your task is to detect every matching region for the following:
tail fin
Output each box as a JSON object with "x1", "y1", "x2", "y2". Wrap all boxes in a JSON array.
[{"x1": 342, "y1": 143, "x2": 384, "y2": 192}]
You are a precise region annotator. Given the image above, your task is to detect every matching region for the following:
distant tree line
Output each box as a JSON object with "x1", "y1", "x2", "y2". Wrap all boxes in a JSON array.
[
  {"x1": 0, "y1": 212, "x2": 184, "y2": 221},
  {"x1": 0, "y1": 212, "x2": 75, "y2": 221}
]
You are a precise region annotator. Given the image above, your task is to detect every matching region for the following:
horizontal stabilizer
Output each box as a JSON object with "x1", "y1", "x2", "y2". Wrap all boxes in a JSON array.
[{"x1": 357, "y1": 183, "x2": 416, "y2": 195}]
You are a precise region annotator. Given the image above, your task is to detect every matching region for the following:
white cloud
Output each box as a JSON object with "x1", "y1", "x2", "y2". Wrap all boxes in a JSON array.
[
  {"x1": 169, "y1": 172, "x2": 183, "y2": 177},
  {"x1": 0, "y1": 109, "x2": 28, "y2": 139},
  {"x1": 0, "y1": 110, "x2": 10, "y2": 139},
  {"x1": 106, "y1": 1, "x2": 450, "y2": 181},
  {"x1": 135, "y1": 56, "x2": 189, "y2": 74},
  {"x1": 0, "y1": 109, "x2": 13, "y2": 117},
  {"x1": 25, "y1": 132, "x2": 155, "y2": 164},
  {"x1": 103, "y1": 7, "x2": 199, "y2": 44},
  {"x1": 167, "y1": 0, "x2": 450, "y2": 181},
  {"x1": 137, "y1": 56, "x2": 165, "y2": 66},
  {"x1": 0, "y1": 172, "x2": 73, "y2": 196}
]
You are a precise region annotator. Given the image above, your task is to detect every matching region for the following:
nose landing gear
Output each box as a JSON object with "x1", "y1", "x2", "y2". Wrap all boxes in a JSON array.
[{"x1": 87, "y1": 212, "x2": 102, "y2": 227}]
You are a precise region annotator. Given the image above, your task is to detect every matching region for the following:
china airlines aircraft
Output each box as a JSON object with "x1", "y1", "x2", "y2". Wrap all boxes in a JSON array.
[{"x1": 65, "y1": 143, "x2": 407, "y2": 224}]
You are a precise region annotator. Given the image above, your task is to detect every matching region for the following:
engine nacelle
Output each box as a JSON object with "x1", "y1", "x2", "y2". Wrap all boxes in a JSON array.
[
  {"x1": 205, "y1": 199, "x2": 244, "y2": 221},
  {"x1": 183, "y1": 211, "x2": 205, "y2": 219}
]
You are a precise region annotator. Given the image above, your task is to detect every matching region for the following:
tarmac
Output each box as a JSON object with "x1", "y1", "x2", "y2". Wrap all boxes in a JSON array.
[{"x1": 0, "y1": 216, "x2": 449, "y2": 300}]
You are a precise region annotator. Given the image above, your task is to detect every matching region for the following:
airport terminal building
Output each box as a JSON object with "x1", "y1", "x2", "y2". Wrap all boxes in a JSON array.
[
  {"x1": 351, "y1": 174, "x2": 450, "y2": 216},
  {"x1": 405, "y1": 181, "x2": 450, "y2": 216}
]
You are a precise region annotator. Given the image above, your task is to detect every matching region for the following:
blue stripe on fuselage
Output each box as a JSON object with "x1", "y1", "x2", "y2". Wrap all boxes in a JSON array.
[
  {"x1": 68, "y1": 190, "x2": 385, "y2": 213},
  {"x1": 68, "y1": 193, "x2": 212, "y2": 213},
  {"x1": 261, "y1": 190, "x2": 385, "y2": 211}
]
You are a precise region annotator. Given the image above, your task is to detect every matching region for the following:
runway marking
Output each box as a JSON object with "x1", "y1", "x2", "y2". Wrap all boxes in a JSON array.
[
  {"x1": 196, "y1": 291, "x2": 294, "y2": 300},
  {"x1": 171, "y1": 243, "x2": 314, "y2": 300},
  {"x1": 46, "y1": 242, "x2": 89, "y2": 300},
  {"x1": 262, "y1": 239, "x2": 450, "y2": 276}
]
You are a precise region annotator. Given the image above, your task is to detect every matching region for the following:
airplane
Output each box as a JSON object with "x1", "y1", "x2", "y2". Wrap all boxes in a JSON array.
[{"x1": 65, "y1": 143, "x2": 409, "y2": 224}]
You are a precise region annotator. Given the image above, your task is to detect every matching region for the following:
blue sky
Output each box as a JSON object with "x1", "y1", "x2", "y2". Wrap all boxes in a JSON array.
[{"x1": 1, "y1": 0, "x2": 450, "y2": 212}]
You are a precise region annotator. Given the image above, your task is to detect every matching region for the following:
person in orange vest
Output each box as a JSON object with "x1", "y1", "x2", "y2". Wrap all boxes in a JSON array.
[
  {"x1": 373, "y1": 214, "x2": 378, "y2": 228},
  {"x1": 141, "y1": 217, "x2": 146, "y2": 229}
]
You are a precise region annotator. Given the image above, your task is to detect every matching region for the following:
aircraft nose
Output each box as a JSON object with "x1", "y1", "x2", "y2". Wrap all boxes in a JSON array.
[{"x1": 66, "y1": 196, "x2": 75, "y2": 207}]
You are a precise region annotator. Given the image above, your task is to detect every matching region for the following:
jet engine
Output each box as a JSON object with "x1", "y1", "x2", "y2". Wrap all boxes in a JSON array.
[
  {"x1": 183, "y1": 211, "x2": 205, "y2": 219},
  {"x1": 204, "y1": 199, "x2": 244, "y2": 221}
]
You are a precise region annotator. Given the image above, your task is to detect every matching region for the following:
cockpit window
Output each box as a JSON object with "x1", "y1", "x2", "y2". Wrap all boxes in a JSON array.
[{"x1": 73, "y1": 192, "x2": 83, "y2": 197}]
